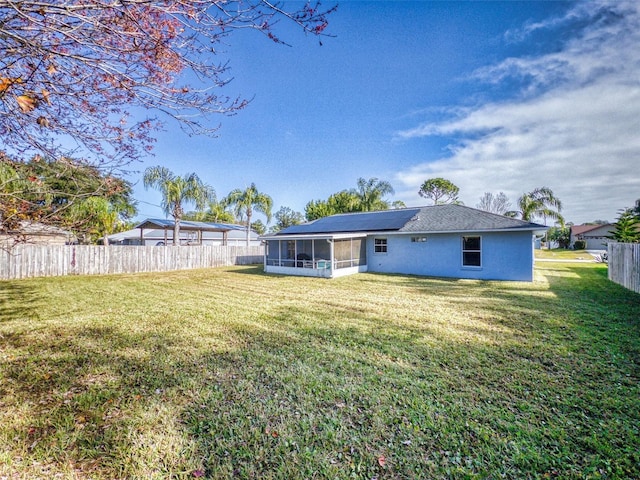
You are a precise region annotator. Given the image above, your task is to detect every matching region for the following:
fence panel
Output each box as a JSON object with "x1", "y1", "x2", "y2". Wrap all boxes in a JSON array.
[
  {"x1": 0, "y1": 244, "x2": 264, "y2": 280},
  {"x1": 608, "y1": 242, "x2": 640, "y2": 294}
]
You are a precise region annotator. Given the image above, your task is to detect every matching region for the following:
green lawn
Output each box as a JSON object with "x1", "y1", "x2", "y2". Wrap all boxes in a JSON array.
[
  {"x1": 535, "y1": 248, "x2": 594, "y2": 260},
  {"x1": 1, "y1": 263, "x2": 638, "y2": 479}
]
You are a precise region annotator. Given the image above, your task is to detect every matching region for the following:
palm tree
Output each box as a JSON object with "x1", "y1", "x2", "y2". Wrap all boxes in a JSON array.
[
  {"x1": 69, "y1": 196, "x2": 119, "y2": 245},
  {"x1": 508, "y1": 187, "x2": 564, "y2": 224},
  {"x1": 143, "y1": 166, "x2": 214, "y2": 245},
  {"x1": 351, "y1": 177, "x2": 395, "y2": 212},
  {"x1": 223, "y1": 183, "x2": 272, "y2": 246},
  {"x1": 184, "y1": 199, "x2": 236, "y2": 224}
]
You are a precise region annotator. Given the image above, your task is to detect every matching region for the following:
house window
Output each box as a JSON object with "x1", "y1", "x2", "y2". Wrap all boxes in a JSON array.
[
  {"x1": 411, "y1": 236, "x2": 427, "y2": 243},
  {"x1": 462, "y1": 236, "x2": 481, "y2": 267},
  {"x1": 374, "y1": 238, "x2": 388, "y2": 253}
]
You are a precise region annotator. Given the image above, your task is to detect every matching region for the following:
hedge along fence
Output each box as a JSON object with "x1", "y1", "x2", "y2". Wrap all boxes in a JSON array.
[
  {"x1": 0, "y1": 244, "x2": 264, "y2": 280},
  {"x1": 608, "y1": 242, "x2": 640, "y2": 294}
]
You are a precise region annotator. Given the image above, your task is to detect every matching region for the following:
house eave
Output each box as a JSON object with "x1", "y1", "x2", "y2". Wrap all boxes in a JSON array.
[
  {"x1": 393, "y1": 226, "x2": 549, "y2": 235},
  {"x1": 260, "y1": 232, "x2": 368, "y2": 241}
]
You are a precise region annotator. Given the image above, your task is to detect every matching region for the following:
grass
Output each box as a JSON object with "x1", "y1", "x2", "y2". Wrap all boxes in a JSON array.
[
  {"x1": 535, "y1": 248, "x2": 594, "y2": 260},
  {"x1": 0, "y1": 263, "x2": 638, "y2": 479}
]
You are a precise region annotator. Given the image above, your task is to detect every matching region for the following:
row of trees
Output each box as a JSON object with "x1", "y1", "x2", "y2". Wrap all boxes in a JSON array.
[
  {"x1": 304, "y1": 177, "x2": 403, "y2": 221},
  {"x1": 8, "y1": 156, "x2": 634, "y2": 248},
  {"x1": 417, "y1": 177, "x2": 564, "y2": 225},
  {"x1": 0, "y1": 156, "x2": 278, "y2": 247},
  {"x1": 143, "y1": 166, "x2": 273, "y2": 246},
  {"x1": 0, "y1": 158, "x2": 567, "y2": 246},
  {"x1": 142, "y1": 173, "x2": 408, "y2": 245}
]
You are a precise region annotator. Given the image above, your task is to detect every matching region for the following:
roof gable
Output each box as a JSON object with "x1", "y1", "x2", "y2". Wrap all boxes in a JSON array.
[{"x1": 571, "y1": 224, "x2": 614, "y2": 235}]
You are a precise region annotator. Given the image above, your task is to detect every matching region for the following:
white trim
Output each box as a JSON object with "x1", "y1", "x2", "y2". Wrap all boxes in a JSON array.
[
  {"x1": 264, "y1": 264, "x2": 367, "y2": 279},
  {"x1": 370, "y1": 228, "x2": 547, "y2": 236},
  {"x1": 265, "y1": 265, "x2": 332, "y2": 278}
]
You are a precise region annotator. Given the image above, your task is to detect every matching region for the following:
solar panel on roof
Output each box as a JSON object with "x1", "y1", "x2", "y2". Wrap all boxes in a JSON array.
[{"x1": 280, "y1": 208, "x2": 421, "y2": 234}]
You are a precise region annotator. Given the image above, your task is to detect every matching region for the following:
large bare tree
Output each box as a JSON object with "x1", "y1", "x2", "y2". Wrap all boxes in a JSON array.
[
  {"x1": 476, "y1": 192, "x2": 512, "y2": 215},
  {"x1": 0, "y1": 1, "x2": 335, "y2": 168}
]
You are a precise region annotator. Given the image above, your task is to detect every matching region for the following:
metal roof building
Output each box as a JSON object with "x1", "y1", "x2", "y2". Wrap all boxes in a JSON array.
[{"x1": 108, "y1": 218, "x2": 259, "y2": 246}]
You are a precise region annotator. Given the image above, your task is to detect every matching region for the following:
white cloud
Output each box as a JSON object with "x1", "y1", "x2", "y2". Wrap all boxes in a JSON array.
[{"x1": 394, "y1": 0, "x2": 640, "y2": 224}]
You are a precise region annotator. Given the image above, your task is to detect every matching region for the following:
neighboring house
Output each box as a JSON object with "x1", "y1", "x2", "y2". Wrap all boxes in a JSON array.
[
  {"x1": 261, "y1": 204, "x2": 547, "y2": 281},
  {"x1": 570, "y1": 224, "x2": 614, "y2": 250},
  {"x1": 0, "y1": 221, "x2": 76, "y2": 246},
  {"x1": 107, "y1": 219, "x2": 260, "y2": 246}
]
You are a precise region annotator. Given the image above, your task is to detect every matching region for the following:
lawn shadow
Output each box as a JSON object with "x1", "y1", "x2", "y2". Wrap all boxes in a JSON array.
[
  {"x1": 1, "y1": 318, "x2": 246, "y2": 477},
  {"x1": 0, "y1": 281, "x2": 43, "y2": 322},
  {"x1": 221, "y1": 265, "x2": 266, "y2": 275}
]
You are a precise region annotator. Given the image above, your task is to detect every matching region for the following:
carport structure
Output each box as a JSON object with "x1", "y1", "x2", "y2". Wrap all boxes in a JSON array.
[{"x1": 134, "y1": 219, "x2": 246, "y2": 246}]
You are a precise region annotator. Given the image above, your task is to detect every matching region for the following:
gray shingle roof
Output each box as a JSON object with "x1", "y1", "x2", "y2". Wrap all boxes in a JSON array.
[
  {"x1": 399, "y1": 205, "x2": 546, "y2": 232},
  {"x1": 277, "y1": 205, "x2": 546, "y2": 235}
]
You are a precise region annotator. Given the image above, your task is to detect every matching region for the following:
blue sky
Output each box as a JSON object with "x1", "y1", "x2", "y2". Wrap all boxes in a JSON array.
[{"x1": 134, "y1": 0, "x2": 640, "y2": 226}]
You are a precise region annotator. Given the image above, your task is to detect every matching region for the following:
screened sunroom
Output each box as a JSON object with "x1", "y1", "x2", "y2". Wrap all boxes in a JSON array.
[{"x1": 261, "y1": 233, "x2": 368, "y2": 278}]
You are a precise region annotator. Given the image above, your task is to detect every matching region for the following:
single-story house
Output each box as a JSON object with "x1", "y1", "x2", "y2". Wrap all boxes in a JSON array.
[
  {"x1": 107, "y1": 219, "x2": 260, "y2": 246},
  {"x1": 260, "y1": 204, "x2": 547, "y2": 281},
  {"x1": 0, "y1": 221, "x2": 76, "y2": 246},
  {"x1": 570, "y1": 224, "x2": 614, "y2": 250}
]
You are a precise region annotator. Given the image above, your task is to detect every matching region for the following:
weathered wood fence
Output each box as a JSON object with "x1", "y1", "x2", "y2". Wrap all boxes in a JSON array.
[
  {"x1": 0, "y1": 244, "x2": 264, "y2": 280},
  {"x1": 608, "y1": 242, "x2": 640, "y2": 294}
]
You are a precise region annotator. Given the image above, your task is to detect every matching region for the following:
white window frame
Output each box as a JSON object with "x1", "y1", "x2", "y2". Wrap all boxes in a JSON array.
[
  {"x1": 374, "y1": 237, "x2": 388, "y2": 254},
  {"x1": 462, "y1": 235, "x2": 482, "y2": 267}
]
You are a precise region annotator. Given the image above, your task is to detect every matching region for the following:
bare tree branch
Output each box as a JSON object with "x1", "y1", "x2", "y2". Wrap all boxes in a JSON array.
[{"x1": 0, "y1": 1, "x2": 336, "y2": 168}]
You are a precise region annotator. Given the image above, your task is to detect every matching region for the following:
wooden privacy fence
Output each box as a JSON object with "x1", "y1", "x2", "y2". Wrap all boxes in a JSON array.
[
  {"x1": 608, "y1": 242, "x2": 640, "y2": 294},
  {"x1": 0, "y1": 244, "x2": 264, "y2": 280}
]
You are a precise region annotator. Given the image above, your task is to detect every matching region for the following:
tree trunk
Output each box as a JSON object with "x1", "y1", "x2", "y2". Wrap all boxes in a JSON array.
[
  {"x1": 173, "y1": 219, "x2": 180, "y2": 246},
  {"x1": 246, "y1": 210, "x2": 252, "y2": 247},
  {"x1": 173, "y1": 205, "x2": 183, "y2": 246}
]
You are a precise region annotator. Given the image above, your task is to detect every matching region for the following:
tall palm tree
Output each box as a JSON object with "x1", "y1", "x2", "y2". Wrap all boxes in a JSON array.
[
  {"x1": 508, "y1": 187, "x2": 564, "y2": 224},
  {"x1": 143, "y1": 166, "x2": 214, "y2": 245},
  {"x1": 351, "y1": 177, "x2": 395, "y2": 212},
  {"x1": 223, "y1": 183, "x2": 272, "y2": 246}
]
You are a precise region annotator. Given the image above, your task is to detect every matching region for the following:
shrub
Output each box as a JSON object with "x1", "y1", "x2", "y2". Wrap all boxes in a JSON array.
[{"x1": 573, "y1": 240, "x2": 586, "y2": 250}]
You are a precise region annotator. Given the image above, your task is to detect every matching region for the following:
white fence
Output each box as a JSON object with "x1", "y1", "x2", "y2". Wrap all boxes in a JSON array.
[
  {"x1": 608, "y1": 242, "x2": 640, "y2": 294},
  {"x1": 0, "y1": 244, "x2": 264, "y2": 280}
]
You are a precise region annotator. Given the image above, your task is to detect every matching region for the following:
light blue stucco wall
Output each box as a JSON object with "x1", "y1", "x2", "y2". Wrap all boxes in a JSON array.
[{"x1": 366, "y1": 231, "x2": 535, "y2": 281}]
